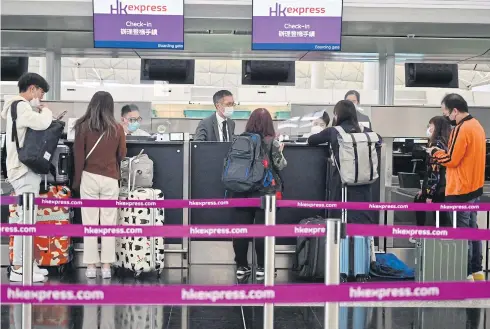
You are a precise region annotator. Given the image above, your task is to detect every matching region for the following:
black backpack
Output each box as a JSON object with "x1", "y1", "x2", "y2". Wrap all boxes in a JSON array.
[
  {"x1": 10, "y1": 100, "x2": 65, "y2": 175},
  {"x1": 221, "y1": 133, "x2": 276, "y2": 193}
]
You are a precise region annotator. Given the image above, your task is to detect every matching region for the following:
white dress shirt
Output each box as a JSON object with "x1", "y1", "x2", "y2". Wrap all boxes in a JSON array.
[{"x1": 215, "y1": 112, "x2": 227, "y2": 142}]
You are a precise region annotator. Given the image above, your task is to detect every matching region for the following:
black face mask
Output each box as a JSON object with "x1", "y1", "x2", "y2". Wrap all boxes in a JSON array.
[{"x1": 445, "y1": 114, "x2": 456, "y2": 127}]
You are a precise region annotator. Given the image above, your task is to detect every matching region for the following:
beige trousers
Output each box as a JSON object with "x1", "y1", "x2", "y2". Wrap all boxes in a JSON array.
[{"x1": 80, "y1": 171, "x2": 119, "y2": 264}]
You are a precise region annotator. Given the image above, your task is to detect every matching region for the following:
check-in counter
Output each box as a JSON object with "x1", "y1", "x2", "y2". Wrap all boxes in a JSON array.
[{"x1": 1, "y1": 138, "x2": 385, "y2": 268}]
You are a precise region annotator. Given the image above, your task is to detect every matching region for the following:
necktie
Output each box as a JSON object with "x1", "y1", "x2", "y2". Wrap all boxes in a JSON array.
[{"x1": 222, "y1": 121, "x2": 228, "y2": 142}]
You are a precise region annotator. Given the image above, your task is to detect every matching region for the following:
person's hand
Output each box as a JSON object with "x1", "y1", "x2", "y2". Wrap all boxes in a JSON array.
[
  {"x1": 279, "y1": 142, "x2": 285, "y2": 152},
  {"x1": 416, "y1": 191, "x2": 422, "y2": 198},
  {"x1": 426, "y1": 199, "x2": 432, "y2": 203},
  {"x1": 426, "y1": 147, "x2": 440, "y2": 154}
]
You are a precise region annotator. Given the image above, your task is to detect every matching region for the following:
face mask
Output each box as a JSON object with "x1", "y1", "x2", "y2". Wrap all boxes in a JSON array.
[
  {"x1": 127, "y1": 122, "x2": 140, "y2": 132},
  {"x1": 223, "y1": 107, "x2": 234, "y2": 118},
  {"x1": 310, "y1": 125, "x2": 324, "y2": 134},
  {"x1": 446, "y1": 112, "x2": 457, "y2": 126},
  {"x1": 426, "y1": 128, "x2": 432, "y2": 138},
  {"x1": 29, "y1": 88, "x2": 41, "y2": 108},
  {"x1": 30, "y1": 98, "x2": 41, "y2": 108}
]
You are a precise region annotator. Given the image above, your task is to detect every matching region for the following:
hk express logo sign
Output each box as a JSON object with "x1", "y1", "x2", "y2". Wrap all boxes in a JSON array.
[
  {"x1": 110, "y1": 0, "x2": 167, "y2": 14},
  {"x1": 269, "y1": 3, "x2": 326, "y2": 16}
]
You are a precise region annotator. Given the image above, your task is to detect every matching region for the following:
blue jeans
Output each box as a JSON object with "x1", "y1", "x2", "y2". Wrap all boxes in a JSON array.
[{"x1": 456, "y1": 198, "x2": 483, "y2": 275}]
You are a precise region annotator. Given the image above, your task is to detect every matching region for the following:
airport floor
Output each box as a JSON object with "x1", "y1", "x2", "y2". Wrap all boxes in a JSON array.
[{"x1": 1, "y1": 266, "x2": 489, "y2": 329}]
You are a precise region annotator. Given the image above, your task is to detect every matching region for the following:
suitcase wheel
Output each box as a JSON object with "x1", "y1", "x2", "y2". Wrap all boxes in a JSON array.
[{"x1": 355, "y1": 274, "x2": 370, "y2": 283}]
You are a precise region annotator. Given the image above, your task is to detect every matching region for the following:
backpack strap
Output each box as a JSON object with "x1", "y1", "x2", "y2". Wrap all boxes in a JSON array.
[
  {"x1": 10, "y1": 100, "x2": 25, "y2": 151},
  {"x1": 364, "y1": 132, "x2": 374, "y2": 181},
  {"x1": 333, "y1": 126, "x2": 360, "y2": 184}
]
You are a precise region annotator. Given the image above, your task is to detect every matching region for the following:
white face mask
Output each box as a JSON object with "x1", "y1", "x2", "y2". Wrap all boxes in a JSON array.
[
  {"x1": 426, "y1": 128, "x2": 432, "y2": 138},
  {"x1": 30, "y1": 98, "x2": 41, "y2": 108},
  {"x1": 223, "y1": 107, "x2": 234, "y2": 118},
  {"x1": 29, "y1": 88, "x2": 41, "y2": 108},
  {"x1": 310, "y1": 125, "x2": 324, "y2": 134}
]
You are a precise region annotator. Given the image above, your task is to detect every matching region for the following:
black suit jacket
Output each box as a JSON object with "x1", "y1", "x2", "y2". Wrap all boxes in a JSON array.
[{"x1": 194, "y1": 113, "x2": 235, "y2": 141}]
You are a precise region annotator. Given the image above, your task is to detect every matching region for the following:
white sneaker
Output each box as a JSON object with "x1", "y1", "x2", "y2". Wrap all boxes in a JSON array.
[
  {"x1": 9, "y1": 267, "x2": 45, "y2": 283},
  {"x1": 33, "y1": 263, "x2": 49, "y2": 276},
  {"x1": 85, "y1": 267, "x2": 97, "y2": 279},
  {"x1": 467, "y1": 274, "x2": 475, "y2": 282},
  {"x1": 101, "y1": 268, "x2": 112, "y2": 279}
]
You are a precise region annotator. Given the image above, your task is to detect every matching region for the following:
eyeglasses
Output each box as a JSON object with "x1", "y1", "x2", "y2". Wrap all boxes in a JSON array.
[{"x1": 128, "y1": 117, "x2": 142, "y2": 123}]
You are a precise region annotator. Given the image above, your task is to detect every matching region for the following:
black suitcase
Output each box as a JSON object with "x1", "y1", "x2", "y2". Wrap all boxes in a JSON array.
[{"x1": 293, "y1": 216, "x2": 327, "y2": 281}]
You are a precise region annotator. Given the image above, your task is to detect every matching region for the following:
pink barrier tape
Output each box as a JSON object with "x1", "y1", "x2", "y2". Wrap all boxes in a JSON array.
[
  {"x1": 0, "y1": 196, "x2": 17, "y2": 206},
  {"x1": 1, "y1": 223, "x2": 489, "y2": 241},
  {"x1": 33, "y1": 198, "x2": 261, "y2": 209},
  {"x1": 2, "y1": 282, "x2": 490, "y2": 305},
  {"x1": 348, "y1": 223, "x2": 490, "y2": 241},
  {"x1": 1, "y1": 196, "x2": 489, "y2": 211},
  {"x1": 277, "y1": 200, "x2": 490, "y2": 212}
]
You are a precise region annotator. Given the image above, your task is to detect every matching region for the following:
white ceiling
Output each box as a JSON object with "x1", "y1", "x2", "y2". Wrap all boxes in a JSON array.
[{"x1": 27, "y1": 57, "x2": 490, "y2": 90}]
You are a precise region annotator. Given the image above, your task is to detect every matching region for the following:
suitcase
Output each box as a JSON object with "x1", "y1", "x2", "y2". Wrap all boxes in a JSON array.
[
  {"x1": 8, "y1": 184, "x2": 74, "y2": 273},
  {"x1": 339, "y1": 185, "x2": 371, "y2": 282},
  {"x1": 293, "y1": 216, "x2": 327, "y2": 281},
  {"x1": 115, "y1": 156, "x2": 164, "y2": 278},
  {"x1": 115, "y1": 306, "x2": 165, "y2": 329},
  {"x1": 415, "y1": 211, "x2": 468, "y2": 282},
  {"x1": 46, "y1": 144, "x2": 71, "y2": 185},
  {"x1": 339, "y1": 306, "x2": 367, "y2": 329}
]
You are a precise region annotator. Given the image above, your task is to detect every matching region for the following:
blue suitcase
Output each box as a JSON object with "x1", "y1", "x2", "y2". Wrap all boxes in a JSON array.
[
  {"x1": 339, "y1": 306, "x2": 367, "y2": 329},
  {"x1": 339, "y1": 185, "x2": 371, "y2": 282}
]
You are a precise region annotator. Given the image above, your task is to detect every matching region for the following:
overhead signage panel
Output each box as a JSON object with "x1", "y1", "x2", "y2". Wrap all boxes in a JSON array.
[
  {"x1": 93, "y1": 0, "x2": 184, "y2": 50},
  {"x1": 252, "y1": 0, "x2": 342, "y2": 51}
]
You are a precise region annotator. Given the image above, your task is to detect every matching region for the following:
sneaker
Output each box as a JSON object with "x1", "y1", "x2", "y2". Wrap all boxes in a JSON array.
[
  {"x1": 33, "y1": 263, "x2": 49, "y2": 276},
  {"x1": 467, "y1": 274, "x2": 475, "y2": 282},
  {"x1": 9, "y1": 267, "x2": 45, "y2": 283},
  {"x1": 85, "y1": 267, "x2": 97, "y2": 279},
  {"x1": 255, "y1": 267, "x2": 277, "y2": 278},
  {"x1": 101, "y1": 268, "x2": 112, "y2": 279},
  {"x1": 472, "y1": 271, "x2": 485, "y2": 281},
  {"x1": 236, "y1": 266, "x2": 252, "y2": 276}
]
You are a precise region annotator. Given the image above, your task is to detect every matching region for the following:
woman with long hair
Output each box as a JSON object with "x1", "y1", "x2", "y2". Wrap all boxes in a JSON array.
[
  {"x1": 415, "y1": 116, "x2": 451, "y2": 226},
  {"x1": 73, "y1": 91, "x2": 127, "y2": 279},
  {"x1": 233, "y1": 108, "x2": 287, "y2": 279}
]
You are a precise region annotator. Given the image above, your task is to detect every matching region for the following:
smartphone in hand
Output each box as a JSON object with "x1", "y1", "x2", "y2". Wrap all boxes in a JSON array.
[{"x1": 55, "y1": 111, "x2": 68, "y2": 120}]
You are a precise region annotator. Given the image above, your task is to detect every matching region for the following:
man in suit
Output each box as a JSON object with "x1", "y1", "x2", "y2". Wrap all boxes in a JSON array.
[{"x1": 194, "y1": 90, "x2": 236, "y2": 141}]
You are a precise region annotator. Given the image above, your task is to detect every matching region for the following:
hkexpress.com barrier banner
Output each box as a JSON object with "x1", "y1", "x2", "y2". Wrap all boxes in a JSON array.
[
  {"x1": 252, "y1": 0, "x2": 342, "y2": 51},
  {"x1": 93, "y1": 0, "x2": 184, "y2": 49}
]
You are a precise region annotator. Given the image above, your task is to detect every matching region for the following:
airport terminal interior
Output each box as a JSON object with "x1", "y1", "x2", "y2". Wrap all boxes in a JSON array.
[{"x1": 1, "y1": 0, "x2": 490, "y2": 328}]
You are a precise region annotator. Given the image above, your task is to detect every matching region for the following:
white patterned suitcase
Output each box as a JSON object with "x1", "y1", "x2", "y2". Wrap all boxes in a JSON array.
[
  {"x1": 116, "y1": 188, "x2": 165, "y2": 278},
  {"x1": 115, "y1": 155, "x2": 164, "y2": 278},
  {"x1": 115, "y1": 306, "x2": 164, "y2": 329}
]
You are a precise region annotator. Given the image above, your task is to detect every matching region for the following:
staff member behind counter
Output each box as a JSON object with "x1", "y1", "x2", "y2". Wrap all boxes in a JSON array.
[
  {"x1": 194, "y1": 90, "x2": 235, "y2": 141},
  {"x1": 307, "y1": 100, "x2": 380, "y2": 224},
  {"x1": 121, "y1": 104, "x2": 151, "y2": 136},
  {"x1": 344, "y1": 90, "x2": 372, "y2": 129}
]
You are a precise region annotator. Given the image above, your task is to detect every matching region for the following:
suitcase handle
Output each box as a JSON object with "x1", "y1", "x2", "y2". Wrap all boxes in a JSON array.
[{"x1": 58, "y1": 153, "x2": 68, "y2": 174}]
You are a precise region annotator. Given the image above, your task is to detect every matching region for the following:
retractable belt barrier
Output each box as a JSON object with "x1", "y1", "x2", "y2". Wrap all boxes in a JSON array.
[{"x1": 1, "y1": 193, "x2": 489, "y2": 329}]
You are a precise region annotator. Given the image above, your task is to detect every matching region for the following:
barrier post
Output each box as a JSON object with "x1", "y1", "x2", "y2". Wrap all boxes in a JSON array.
[
  {"x1": 22, "y1": 192, "x2": 35, "y2": 329},
  {"x1": 324, "y1": 218, "x2": 341, "y2": 329},
  {"x1": 263, "y1": 194, "x2": 276, "y2": 329}
]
